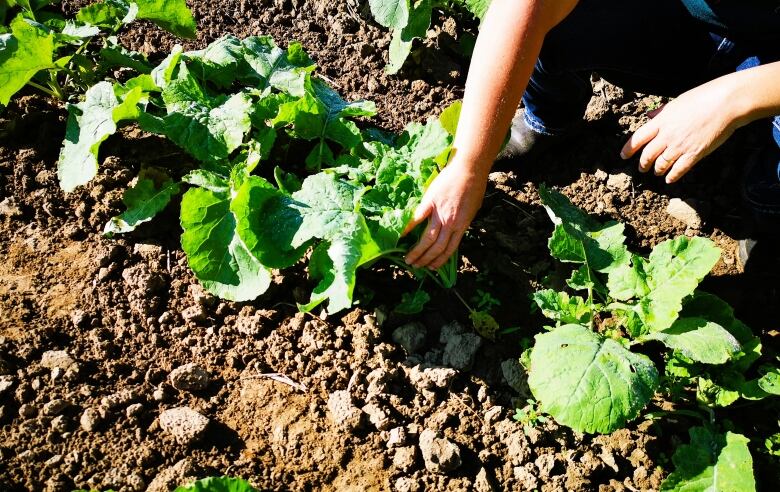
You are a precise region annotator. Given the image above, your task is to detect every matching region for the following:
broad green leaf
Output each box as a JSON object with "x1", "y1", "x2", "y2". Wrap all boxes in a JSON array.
[
  {"x1": 242, "y1": 36, "x2": 315, "y2": 97},
  {"x1": 153, "y1": 63, "x2": 252, "y2": 165},
  {"x1": 136, "y1": 0, "x2": 197, "y2": 39},
  {"x1": 661, "y1": 427, "x2": 756, "y2": 492},
  {"x1": 150, "y1": 44, "x2": 182, "y2": 89},
  {"x1": 0, "y1": 16, "x2": 55, "y2": 105},
  {"x1": 76, "y1": 0, "x2": 136, "y2": 27},
  {"x1": 180, "y1": 186, "x2": 271, "y2": 302},
  {"x1": 231, "y1": 176, "x2": 308, "y2": 269},
  {"x1": 612, "y1": 237, "x2": 721, "y2": 333},
  {"x1": 697, "y1": 376, "x2": 742, "y2": 407},
  {"x1": 539, "y1": 185, "x2": 629, "y2": 277},
  {"x1": 182, "y1": 169, "x2": 229, "y2": 193},
  {"x1": 104, "y1": 168, "x2": 180, "y2": 235},
  {"x1": 528, "y1": 324, "x2": 658, "y2": 434},
  {"x1": 643, "y1": 318, "x2": 741, "y2": 365},
  {"x1": 758, "y1": 366, "x2": 780, "y2": 395},
  {"x1": 387, "y1": 0, "x2": 431, "y2": 74},
  {"x1": 58, "y1": 82, "x2": 142, "y2": 192},
  {"x1": 174, "y1": 476, "x2": 258, "y2": 492},
  {"x1": 461, "y1": 0, "x2": 491, "y2": 20},
  {"x1": 369, "y1": 0, "x2": 410, "y2": 29},
  {"x1": 531, "y1": 289, "x2": 593, "y2": 325},
  {"x1": 185, "y1": 34, "x2": 245, "y2": 89},
  {"x1": 395, "y1": 289, "x2": 430, "y2": 314},
  {"x1": 439, "y1": 100, "x2": 462, "y2": 136},
  {"x1": 681, "y1": 292, "x2": 754, "y2": 344}
]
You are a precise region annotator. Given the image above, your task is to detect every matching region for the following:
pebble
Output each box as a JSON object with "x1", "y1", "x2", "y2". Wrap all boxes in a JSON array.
[
  {"x1": 50, "y1": 415, "x2": 69, "y2": 433},
  {"x1": 393, "y1": 446, "x2": 418, "y2": 473},
  {"x1": 18, "y1": 403, "x2": 37, "y2": 419},
  {"x1": 43, "y1": 399, "x2": 71, "y2": 416},
  {"x1": 158, "y1": 407, "x2": 210, "y2": 446},
  {"x1": 0, "y1": 375, "x2": 14, "y2": 396},
  {"x1": 327, "y1": 390, "x2": 364, "y2": 432},
  {"x1": 484, "y1": 406, "x2": 503, "y2": 425},
  {"x1": 606, "y1": 172, "x2": 632, "y2": 192},
  {"x1": 442, "y1": 333, "x2": 483, "y2": 371},
  {"x1": 152, "y1": 388, "x2": 167, "y2": 402},
  {"x1": 126, "y1": 403, "x2": 144, "y2": 419},
  {"x1": 418, "y1": 429, "x2": 461, "y2": 474},
  {"x1": 181, "y1": 305, "x2": 207, "y2": 323},
  {"x1": 80, "y1": 408, "x2": 102, "y2": 432},
  {"x1": 169, "y1": 363, "x2": 210, "y2": 392},
  {"x1": 101, "y1": 388, "x2": 141, "y2": 410},
  {"x1": 594, "y1": 169, "x2": 608, "y2": 182},
  {"x1": 501, "y1": 359, "x2": 528, "y2": 395},
  {"x1": 392, "y1": 322, "x2": 427, "y2": 355},
  {"x1": 387, "y1": 426, "x2": 408, "y2": 448},
  {"x1": 666, "y1": 198, "x2": 702, "y2": 229},
  {"x1": 40, "y1": 350, "x2": 76, "y2": 371},
  {"x1": 394, "y1": 477, "x2": 419, "y2": 492},
  {"x1": 405, "y1": 364, "x2": 457, "y2": 392},
  {"x1": 513, "y1": 464, "x2": 539, "y2": 490},
  {"x1": 362, "y1": 401, "x2": 395, "y2": 431}
]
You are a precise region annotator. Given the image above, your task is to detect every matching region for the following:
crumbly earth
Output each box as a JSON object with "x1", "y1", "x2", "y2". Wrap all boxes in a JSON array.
[{"x1": 1, "y1": 1, "x2": 779, "y2": 491}]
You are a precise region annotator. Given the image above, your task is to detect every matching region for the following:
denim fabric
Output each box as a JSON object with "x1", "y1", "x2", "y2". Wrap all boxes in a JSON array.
[{"x1": 521, "y1": 0, "x2": 780, "y2": 157}]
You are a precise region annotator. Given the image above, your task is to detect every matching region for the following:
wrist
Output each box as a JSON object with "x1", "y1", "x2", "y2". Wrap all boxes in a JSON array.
[{"x1": 446, "y1": 146, "x2": 494, "y2": 181}]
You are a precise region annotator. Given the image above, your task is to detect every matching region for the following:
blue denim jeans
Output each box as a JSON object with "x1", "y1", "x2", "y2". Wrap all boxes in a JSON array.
[{"x1": 522, "y1": 0, "x2": 780, "y2": 158}]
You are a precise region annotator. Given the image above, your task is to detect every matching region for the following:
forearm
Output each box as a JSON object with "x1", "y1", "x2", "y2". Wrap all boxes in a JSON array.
[
  {"x1": 449, "y1": 0, "x2": 578, "y2": 179},
  {"x1": 728, "y1": 61, "x2": 780, "y2": 127}
]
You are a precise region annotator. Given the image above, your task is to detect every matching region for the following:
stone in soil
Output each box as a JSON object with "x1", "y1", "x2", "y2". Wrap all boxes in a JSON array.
[
  {"x1": 169, "y1": 363, "x2": 211, "y2": 392},
  {"x1": 666, "y1": 198, "x2": 702, "y2": 229},
  {"x1": 405, "y1": 364, "x2": 457, "y2": 392},
  {"x1": 80, "y1": 408, "x2": 102, "y2": 432},
  {"x1": 442, "y1": 332, "x2": 483, "y2": 371},
  {"x1": 327, "y1": 390, "x2": 364, "y2": 432},
  {"x1": 43, "y1": 399, "x2": 71, "y2": 416},
  {"x1": 393, "y1": 446, "x2": 418, "y2": 473},
  {"x1": 392, "y1": 322, "x2": 427, "y2": 354},
  {"x1": 362, "y1": 401, "x2": 395, "y2": 431},
  {"x1": 0, "y1": 375, "x2": 14, "y2": 396},
  {"x1": 158, "y1": 407, "x2": 210, "y2": 446},
  {"x1": 418, "y1": 429, "x2": 462, "y2": 474},
  {"x1": 606, "y1": 172, "x2": 632, "y2": 192},
  {"x1": 501, "y1": 358, "x2": 528, "y2": 395},
  {"x1": 40, "y1": 350, "x2": 76, "y2": 370}
]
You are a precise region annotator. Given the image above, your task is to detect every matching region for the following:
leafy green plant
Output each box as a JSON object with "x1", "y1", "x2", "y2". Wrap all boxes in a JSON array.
[
  {"x1": 524, "y1": 185, "x2": 779, "y2": 435},
  {"x1": 368, "y1": 0, "x2": 491, "y2": 74},
  {"x1": 513, "y1": 398, "x2": 548, "y2": 434},
  {"x1": 57, "y1": 34, "x2": 460, "y2": 313},
  {"x1": 0, "y1": 0, "x2": 195, "y2": 105},
  {"x1": 174, "y1": 476, "x2": 257, "y2": 492}
]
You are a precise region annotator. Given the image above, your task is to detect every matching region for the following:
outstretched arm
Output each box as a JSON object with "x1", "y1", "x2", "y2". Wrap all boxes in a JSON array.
[
  {"x1": 404, "y1": 0, "x2": 579, "y2": 269},
  {"x1": 621, "y1": 61, "x2": 780, "y2": 183}
]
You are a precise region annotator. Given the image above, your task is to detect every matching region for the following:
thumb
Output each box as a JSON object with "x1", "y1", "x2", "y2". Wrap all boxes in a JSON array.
[{"x1": 402, "y1": 198, "x2": 434, "y2": 237}]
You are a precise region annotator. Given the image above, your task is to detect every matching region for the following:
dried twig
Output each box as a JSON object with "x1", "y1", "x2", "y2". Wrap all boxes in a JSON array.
[{"x1": 241, "y1": 372, "x2": 308, "y2": 392}]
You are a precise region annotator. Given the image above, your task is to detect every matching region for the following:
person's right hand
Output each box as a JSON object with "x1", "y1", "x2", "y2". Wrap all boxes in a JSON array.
[{"x1": 402, "y1": 160, "x2": 488, "y2": 270}]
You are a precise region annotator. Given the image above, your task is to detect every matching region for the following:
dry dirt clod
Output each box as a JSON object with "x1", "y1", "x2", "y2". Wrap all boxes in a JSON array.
[
  {"x1": 327, "y1": 390, "x2": 364, "y2": 432},
  {"x1": 43, "y1": 399, "x2": 71, "y2": 416},
  {"x1": 393, "y1": 446, "x2": 418, "y2": 473},
  {"x1": 418, "y1": 429, "x2": 462, "y2": 474},
  {"x1": 666, "y1": 198, "x2": 703, "y2": 229},
  {"x1": 169, "y1": 363, "x2": 211, "y2": 392},
  {"x1": 80, "y1": 408, "x2": 102, "y2": 432},
  {"x1": 501, "y1": 359, "x2": 528, "y2": 395},
  {"x1": 606, "y1": 172, "x2": 633, "y2": 192},
  {"x1": 40, "y1": 350, "x2": 76, "y2": 371},
  {"x1": 392, "y1": 322, "x2": 427, "y2": 355},
  {"x1": 442, "y1": 332, "x2": 483, "y2": 371},
  {"x1": 0, "y1": 375, "x2": 14, "y2": 396},
  {"x1": 158, "y1": 407, "x2": 210, "y2": 446}
]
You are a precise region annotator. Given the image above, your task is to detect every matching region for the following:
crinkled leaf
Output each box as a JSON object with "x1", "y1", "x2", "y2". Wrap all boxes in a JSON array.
[
  {"x1": 150, "y1": 44, "x2": 182, "y2": 89},
  {"x1": 180, "y1": 186, "x2": 271, "y2": 302},
  {"x1": 540, "y1": 185, "x2": 629, "y2": 276},
  {"x1": 643, "y1": 317, "x2": 741, "y2": 365},
  {"x1": 661, "y1": 427, "x2": 756, "y2": 492},
  {"x1": 387, "y1": 0, "x2": 431, "y2": 74},
  {"x1": 758, "y1": 366, "x2": 780, "y2": 395},
  {"x1": 135, "y1": 0, "x2": 197, "y2": 39},
  {"x1": 231, "y1": 176, "x2": 308, "y2": 269},
  {"x1": 460, "y1": 0, "x2": 491, "y2": 20},
  {"x1": 528, "y1": 324, "x2": 659, "y2": 434},
  {"x1": 532, "y1": 289, "x2": 594, "y2": 325},
  {"x1": 182, "y1": 169, "x2": 229, "y2": 193},
  {"x1": 470, "y1": 310, "x2": 499, "y2": 341},
  {"x1": 174, "y1": 476, "x2": 258, "y2": 492},
  {"x1": 241, "y1": 36, "x2": 315, "y2": 97},
  {"x1": 369, "y1": 0, "x2": 410, "y2": 29},
  {"x1": 104, "y1": 168, "x2": 180, "y2": 234},
  {"x1": 0, "y1": 16, "x2": 55, "y2": 105},
  {"x1": 395, "y1": 289, "x2": 430, "y2": 315},
  {"x1": 76, "y1": 0, "x2": 136, "y2": 27},
  {"x1": 58, "y1": 82, "x2": 142, "y2": 192},
  {"x1": 185, "y1": 35, "x2": 245, "y2": 89}
]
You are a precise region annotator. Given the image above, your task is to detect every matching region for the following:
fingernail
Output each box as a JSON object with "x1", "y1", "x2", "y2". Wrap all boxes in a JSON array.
[{"x1": 620, "y1": 151, "x2": 628, "y2": 160}]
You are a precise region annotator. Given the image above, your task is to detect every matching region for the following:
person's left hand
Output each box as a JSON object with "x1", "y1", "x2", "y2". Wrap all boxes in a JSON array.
[{"x1": 620, "y1": 78, "x2": 743, "y2": 183}]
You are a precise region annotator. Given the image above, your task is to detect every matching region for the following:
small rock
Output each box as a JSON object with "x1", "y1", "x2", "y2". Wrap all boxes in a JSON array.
[
  {"x1": 80, "y1": 408, "x2": 102, "y2": 431},
  {"x1": 50, "y1": 415, "x2": 69, "y2": 433},
  {"x1": 188, "y1": 283, "x2": 215, "y2": 307},
  {"x1": 439, "y1": 321, "x2": 466, "y2": 343},
  {"x1": 362, "y1": 401, "x2": 395, "y2": 431},
  {"x1": 133, "y1": 243, "x2": 162, "y2": 261},
  {"x1": 484, "y1": 406, "x2": 503, "y2": 425},
  {"x1": 418, "y1": 429, "x2": 461, "y2": 474},
  {"x1": 501, "y1": 359, "x2": 528, "y2": 395},
  {"x1": 327, "y1": 390, "x2": 364, "y2": 432},
  {"x1": 394, "y1": 477, "x2": 419, "y2": 492},
  {"x1": 181, "y1": 305, "x2": 207, "y2": 323},
  {"x1": 169, "y1": 363, "x2": 210, "y2": 392},
  {"x1": 387, "y1": 426, "x2": 408, "y2": 448},
  {"x1": 18, "y1": 403, "x2": 37, "y2": 419},
  {"x1": 126, "y1": 403, "x2": 144, "y2": 419},
  {"x1": 70, "y1": 310, "x2": 89, "y2": 329},
  {"x1": 405, "y1": 364, "x2": 457, "y2": 391},
  {"x1": 442, "y1": 333, "x2": 483, "y2": 371},
  {"x1": 40, "y1": 350, "x2": 76, "y2": 371},
  {"x1": 594, "y1": 169, "x2": 608, "y2": 182},
  {"x1": 43, "y1": 399, "x2": 71, "y2": 416},
  {"x1": 152, "y1": 388, "x2": 167, "y2": 402},
  {"x1": 50, "y1": 367, "x2": 65, "y2": 382},
  {"x1": 0, "y1": 197, "x2": 22, "y2": 217},
  {"x1": 392, "y1": 322, "x2": 427, "y2": 354},
  {"x1": 475, "y1": 467, "x2": 498, "y2": 492},
  {"x1": 101, "y1": 388, "x2": 141, "y2": 410},
  {"x1": 393, "y1": 446, "x2": 418, "y2": 473},
  {"x1": 0, "y1": 375, "x2": 14, "y2": 396},
  {"x1": 667, "y1": 198, "x2": 702, "y2": 229},
  {"x1": 600, "y1": 450, "x2": 620, "y2": 473},
  {"x1": 158, "y1": 407, "x2": 210, "y2": 446},
  {"x1": 606, "y1": 172, "x2": 632, "y2": 192},
  {"x1": 513, "y1": 464, "x2": 539, "y2": 490}
]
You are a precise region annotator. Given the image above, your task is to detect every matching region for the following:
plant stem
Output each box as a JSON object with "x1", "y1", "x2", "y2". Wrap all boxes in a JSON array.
[{"x1": 26, "y1": 81, "x2": 59, "y2": 99}]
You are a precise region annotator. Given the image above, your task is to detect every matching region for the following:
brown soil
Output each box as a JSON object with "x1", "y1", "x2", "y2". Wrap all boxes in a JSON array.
[{"x1": 1, "y1": 1, "x2": 779, "y2": 492}]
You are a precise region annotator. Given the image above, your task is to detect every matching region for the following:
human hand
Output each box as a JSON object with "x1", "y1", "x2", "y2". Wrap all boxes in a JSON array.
[
  {"x1": 620, "y1": 79, "x2": 744, "y2": 183},
  {"x1": 402, "y1": 162, "x2": 487, "y2": 270}
]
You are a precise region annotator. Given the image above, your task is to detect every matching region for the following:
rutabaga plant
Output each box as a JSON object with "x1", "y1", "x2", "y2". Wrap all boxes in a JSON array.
[
  {"x1": 0, "y1": 0, "x2": 195, "y2": 105},
  {"x1": 525, "y1": 185, "x2": 779, "y2": 436},
  {"x1": 368, "y1": 0, "x2": 491, "y2": 73},
  {"x1": 57, "y1": 34, "x2": 460, "y2": 313}
]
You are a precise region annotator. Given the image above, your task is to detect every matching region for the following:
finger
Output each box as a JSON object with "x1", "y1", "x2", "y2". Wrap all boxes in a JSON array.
[
  {"x1": 405, "y1": 215, "x2": 441, "y2": 265},
  {"x1": 665, "y1": 153, "x2": 700, "y2": 184},
  {"x1": 647, "y1": 104, "x2": 666, "y2": 119},
  {"x1": 638, "y1": 136, "x2": 668, "y2": 172},
  {"x1": 412, "y1": 227, "x2": 454, "y2": 269},
  {"x1": 654, "y1": 147, "x2": 683, "y2": 176},
  {"x1": 620, "y1": 121, "x2": 659, "y2": 160},
  {"x1": 402, "y1": 198, "x2": 433, "y2": 237},
  {"x1": 428, "y1": 228, "x2": 465, "y2": 270}
]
